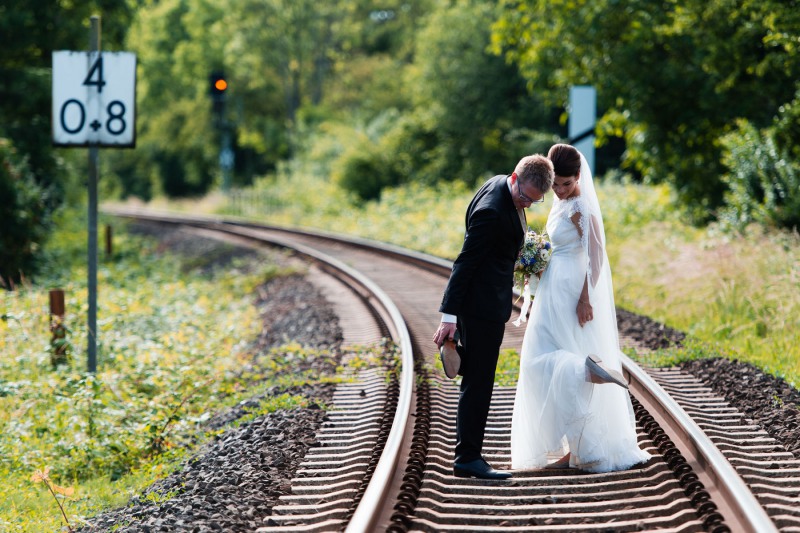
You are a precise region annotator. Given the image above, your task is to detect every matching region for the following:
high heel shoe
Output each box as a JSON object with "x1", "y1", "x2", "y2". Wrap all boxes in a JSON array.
[{"x1": 586, "y1": 354, "x2": 629, "y2": 389}]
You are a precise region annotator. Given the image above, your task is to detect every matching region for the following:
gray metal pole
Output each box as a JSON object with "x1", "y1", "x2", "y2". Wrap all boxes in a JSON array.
[
  {"x1": 221, "y1": 124, "x2": 233, "y2": 192},
  {"x1": 87, "y1": 15, "x2": 101, "y2": 373}
]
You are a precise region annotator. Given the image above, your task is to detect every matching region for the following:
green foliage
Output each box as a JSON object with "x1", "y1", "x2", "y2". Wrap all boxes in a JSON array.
[
  {"x1": 399, "y1": 0, "x2": 555, "y2": 185},
  {"x1": 0, "y1": 1, "x2": 134, "y2": 281},
  {"x1": 0, "y1": 67, "x2": 61, "y2": 205},
  {"x1": 0, "y1": 214, "x2": 381, "y2": 530},
  {"x1": 108, "y1": 0, "x2": 437, "y2": 199},
  {"x1": 224, "y1": 165, "x2": 474, "y2": 259},
  {"x1": 318, "y1": 0, "x2": 559, "y2": 199},
  {"x1": 492, "y1": 0, "x2": 800, "y2": 221},
  {"x1": 106, "y1": 0, "x2": 222, "y2": 199},
  {"x1": 772, "y1": 90, "x2": 800, "y2": 160},
  {"x1": 0, "y1": 1, "x2": 131, "y2": 70},
  {"x1": 332, "y1": 136, "x2": 401, "y2": 201},
  {"x1": 720, "y1": 119, "x2": 800, "y2": 230},
  {"x1": 495, "y1": 348, "x2": 521, "y2": 387},
  {"x1": 0, "y1": 139, "x2": 52, "y2": 286}
]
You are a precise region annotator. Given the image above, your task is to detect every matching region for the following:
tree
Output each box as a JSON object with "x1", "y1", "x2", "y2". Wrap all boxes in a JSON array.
[
  {"x1": 0, "y1": 1, "x2": 132, "y2": 282},
  {"x1": 0, "y1": 139, "x2": 51, "y2": 286},
  {"x1": 0, "y1": 0, "x2": 132, "y2": 195},
  {"x1": 399, "y1": 0, "x2": 555, "y2": 184},
  {"x1": 492, "y1": 0, "x2": 800, "y2": 221},
  {"x1": 105, "y1": 0, "x2": 222, "y2": 197}
]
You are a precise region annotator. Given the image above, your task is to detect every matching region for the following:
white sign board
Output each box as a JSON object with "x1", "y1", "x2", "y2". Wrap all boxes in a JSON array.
[
  {"x1": 568, "y1": 85, "x2": 596, "y2": 174},
  {"x1": 52, "y1": 51, "x2": 136, "y2": 147}
]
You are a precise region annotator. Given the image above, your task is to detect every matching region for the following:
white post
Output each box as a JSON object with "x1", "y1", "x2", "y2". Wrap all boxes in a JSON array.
[{"x1": 568, "y1": 86, "x2": 596, "y2": 175}]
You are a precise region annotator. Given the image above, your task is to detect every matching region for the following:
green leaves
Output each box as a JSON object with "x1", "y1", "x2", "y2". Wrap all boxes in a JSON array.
[
  {"x1": 0, "y1": 218, "x2": 277, "y2": 523},
  {"x1": 720, "y1": 117, "x2": 800, "y2": 230},
  {"x1": 492, "y1": 0, "x2": 800, "y2": 221},
  {"x1": 0, "y1": 139, "x2": 52, "y2": 286}
]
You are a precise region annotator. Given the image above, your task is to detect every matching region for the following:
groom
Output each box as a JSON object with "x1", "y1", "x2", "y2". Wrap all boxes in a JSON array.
[{"x1": 433, "y1": 155, "x2": 554, "y2": 480}]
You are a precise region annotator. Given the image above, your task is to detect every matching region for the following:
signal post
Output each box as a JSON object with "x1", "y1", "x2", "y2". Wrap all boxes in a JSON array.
[
  {"x1": 209, "y1": 71, "x2": 233, "y2": 191},
  {"x1": 52, "y1": 16, "x2": 136, "y2": 372}
]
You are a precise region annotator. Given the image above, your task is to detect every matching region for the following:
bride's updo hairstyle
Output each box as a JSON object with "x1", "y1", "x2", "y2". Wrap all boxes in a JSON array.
[{"x1": 548, "y1": 144, "x2": 581, "y2": 178}]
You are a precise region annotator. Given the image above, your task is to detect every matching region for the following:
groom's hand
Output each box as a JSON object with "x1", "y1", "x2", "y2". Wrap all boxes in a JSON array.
[{"x1": 433, "y1": 322, "x2": 457, "y2": 348}]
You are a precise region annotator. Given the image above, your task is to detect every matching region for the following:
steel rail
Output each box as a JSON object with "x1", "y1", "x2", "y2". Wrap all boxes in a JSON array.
[
  {"x1": 207, "y1": 224, "x2": 415, "y2": 533},
  {"x1": 622, "y1": 353, "x2": 778, "y2": 533},
  {"x1": 104, "y1": 206, "x2": 414, "y2": 532},
  {"x1": 105, "y1": 206, "x2": 779, "y2": 532}
]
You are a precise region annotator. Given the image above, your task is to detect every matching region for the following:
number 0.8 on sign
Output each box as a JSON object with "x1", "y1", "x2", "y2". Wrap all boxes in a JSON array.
[{"x1": 52, "y1": 51, "x2": 136, "y2": 147}]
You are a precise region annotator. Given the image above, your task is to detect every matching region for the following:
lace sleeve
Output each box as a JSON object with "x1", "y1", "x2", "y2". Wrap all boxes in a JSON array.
[{"x1": 570, "y1": 197, "x2": 604, "y2": 288}]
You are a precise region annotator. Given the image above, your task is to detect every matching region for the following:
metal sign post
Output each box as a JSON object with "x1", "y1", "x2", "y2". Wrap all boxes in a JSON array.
[
  {"x1": 52, "y1": 15, "x2": 136, "y2": 372},
  {"x1": 568, "y1": 86, "x2": 596, "y2": 174}
]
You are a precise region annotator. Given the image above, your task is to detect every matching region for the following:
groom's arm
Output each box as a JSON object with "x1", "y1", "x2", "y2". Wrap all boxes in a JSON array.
[{"x1": 439, "y1": 207, "x2": 499, "y2": 316}]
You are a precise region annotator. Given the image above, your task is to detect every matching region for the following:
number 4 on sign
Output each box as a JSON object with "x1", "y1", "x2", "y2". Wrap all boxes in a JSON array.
[
  {"x1": 52, "y1": 51, "x2": 136, "y2": 147},
  {"x1": 84, "y1": 56, "x2": 106, "y2": 93}
]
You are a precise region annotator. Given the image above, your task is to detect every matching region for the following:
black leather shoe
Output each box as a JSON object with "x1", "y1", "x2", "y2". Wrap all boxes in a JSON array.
[
  {"x1": 453, "y1": 458, "x2": 512, "y2": 480},
  {"x1": 439, "y1": 330, "x2": 462, "y2": 379},
  {"x1": 439, "y1": 340, "x2": 461, "y2": 379}
]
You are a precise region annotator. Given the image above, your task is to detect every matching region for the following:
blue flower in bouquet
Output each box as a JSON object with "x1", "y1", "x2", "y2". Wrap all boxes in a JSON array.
[
  {"x1": 512, "y1": 229, "x2": 551, "y2": 326},
  {"x1": 514, "y1": 229, "x2": 551, "y2": 290}
]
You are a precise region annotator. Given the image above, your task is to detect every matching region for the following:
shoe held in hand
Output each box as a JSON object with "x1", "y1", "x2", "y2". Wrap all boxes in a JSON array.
[{"x1": 439, "y1": 339, "x2": 461, "y2": 379}]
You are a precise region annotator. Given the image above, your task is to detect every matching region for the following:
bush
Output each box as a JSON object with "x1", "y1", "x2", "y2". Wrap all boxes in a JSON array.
[
  {"x1": 720, "y1": 120, "x2": 800, "y2": 231},
  {"x1": 332, "y1": 141, "x2": 400, "y2": 201},
  {"x1": 330, "y1": 123, "x2": 406, "y2": 202},
  {"x1": 0, "y1": 138, "x2": 51, "y2": 287}
]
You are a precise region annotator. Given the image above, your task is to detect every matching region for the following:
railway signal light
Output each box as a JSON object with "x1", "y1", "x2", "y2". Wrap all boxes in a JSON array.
[
  {"x1": 209, "y1": 71, "x2": 228, "y2": 117},
  {"x1": 209, "y1": 71, "x2": 228, "y2": 101}
]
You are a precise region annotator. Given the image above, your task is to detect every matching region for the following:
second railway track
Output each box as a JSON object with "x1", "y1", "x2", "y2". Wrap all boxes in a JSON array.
[{"x1": 107, "y1": 207, "x2": 800, "y2": 532}]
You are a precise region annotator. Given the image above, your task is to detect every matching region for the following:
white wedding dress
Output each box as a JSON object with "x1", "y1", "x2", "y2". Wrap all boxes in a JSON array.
[{"x1": 511, "y1": 155, "x2": 651, "y2": 473}]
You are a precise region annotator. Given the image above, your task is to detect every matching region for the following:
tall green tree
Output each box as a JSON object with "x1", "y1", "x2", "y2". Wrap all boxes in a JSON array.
[
  {"x1": 0, "y1": 0, "x2": 132, "y2": 195},
  {"x1": 492, "y1": 0, "x2": 800, "y2": 220},
  {"x1": 407, "y1": 0, "x2": 554, "y2": 182},
  {"x1": 0, "y1": 1, "x2": 132, "y2": 283},
  {"x1": 111, "y1": 0, "x2": 399, "y2": 196},
  {"x1": 0, "y1": 140, "x2": 50, "y2": 286},
  {"x1": 112, "y1": 0, "x2": 226, "y2": 197}
]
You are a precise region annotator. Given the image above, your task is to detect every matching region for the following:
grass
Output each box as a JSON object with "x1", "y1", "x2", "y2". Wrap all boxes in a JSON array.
[{"x1": 0, "y1": 208, "x2": 380, "y2": 532}]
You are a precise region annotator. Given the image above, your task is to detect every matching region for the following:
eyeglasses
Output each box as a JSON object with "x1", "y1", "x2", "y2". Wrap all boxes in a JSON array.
[{"x1": 517, "y1": 180, "x2": 544, "y2": 203}]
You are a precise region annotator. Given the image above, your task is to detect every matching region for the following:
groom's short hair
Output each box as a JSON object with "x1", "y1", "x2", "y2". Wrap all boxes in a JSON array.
[{"x1": 515, "y1": 155, "x2": 554, "y2": 193}]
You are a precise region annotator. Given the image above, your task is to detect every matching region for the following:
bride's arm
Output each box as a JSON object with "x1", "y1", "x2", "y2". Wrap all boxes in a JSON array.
[
  {"x1": 586, "y1": 214, "x2": 604, "y2": 287},
  {"x1": 570, "y1": 212, "x2": 594, "y2": 327}
]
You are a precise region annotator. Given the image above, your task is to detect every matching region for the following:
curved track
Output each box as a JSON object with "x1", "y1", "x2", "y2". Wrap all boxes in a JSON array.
[{"x1": 106, "y1": 207, "x2": 798, "y2": 532}]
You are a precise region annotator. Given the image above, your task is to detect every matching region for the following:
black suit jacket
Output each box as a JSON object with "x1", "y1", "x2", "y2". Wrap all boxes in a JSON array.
[{"x1": 439, "y1": 175, "x2": 525, "y2": 323}]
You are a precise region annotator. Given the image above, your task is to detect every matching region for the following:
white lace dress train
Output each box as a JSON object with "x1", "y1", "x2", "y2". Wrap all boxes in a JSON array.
[{"x1": 511, "y1": 195, "x2": 651, "y2": 473}]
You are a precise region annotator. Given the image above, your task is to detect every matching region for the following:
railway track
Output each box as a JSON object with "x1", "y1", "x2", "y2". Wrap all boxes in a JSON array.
[{"x1": 106, "y1": 207, "x2": 799, "y2": 532}]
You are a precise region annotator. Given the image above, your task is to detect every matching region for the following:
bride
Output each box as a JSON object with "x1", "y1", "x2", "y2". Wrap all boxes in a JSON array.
[{"x1": 510, "y1": 144, "x2": 651, "y2": 472}]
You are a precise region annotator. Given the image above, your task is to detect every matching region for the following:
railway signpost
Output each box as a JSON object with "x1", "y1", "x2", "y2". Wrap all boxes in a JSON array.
[
  {"x1": 51, "y1": 49, "x2": 136, "y2": 147},
  {"x1": 568, "y1": 85, "x2": 596, "y2": 174},
  {"x1": 52, "y1": 16, "x2": 136, "y2": 372}
]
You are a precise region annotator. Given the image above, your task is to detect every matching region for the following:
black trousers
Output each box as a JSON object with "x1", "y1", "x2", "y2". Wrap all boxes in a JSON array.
[{"x1": 454, "y1": 314, "x2": 506, "y2": 464}]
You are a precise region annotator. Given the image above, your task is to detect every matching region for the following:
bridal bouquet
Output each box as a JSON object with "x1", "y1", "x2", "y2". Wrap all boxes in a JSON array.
[{"x1": 513, "y1": 229, "x2": 551, "y2": 326}]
